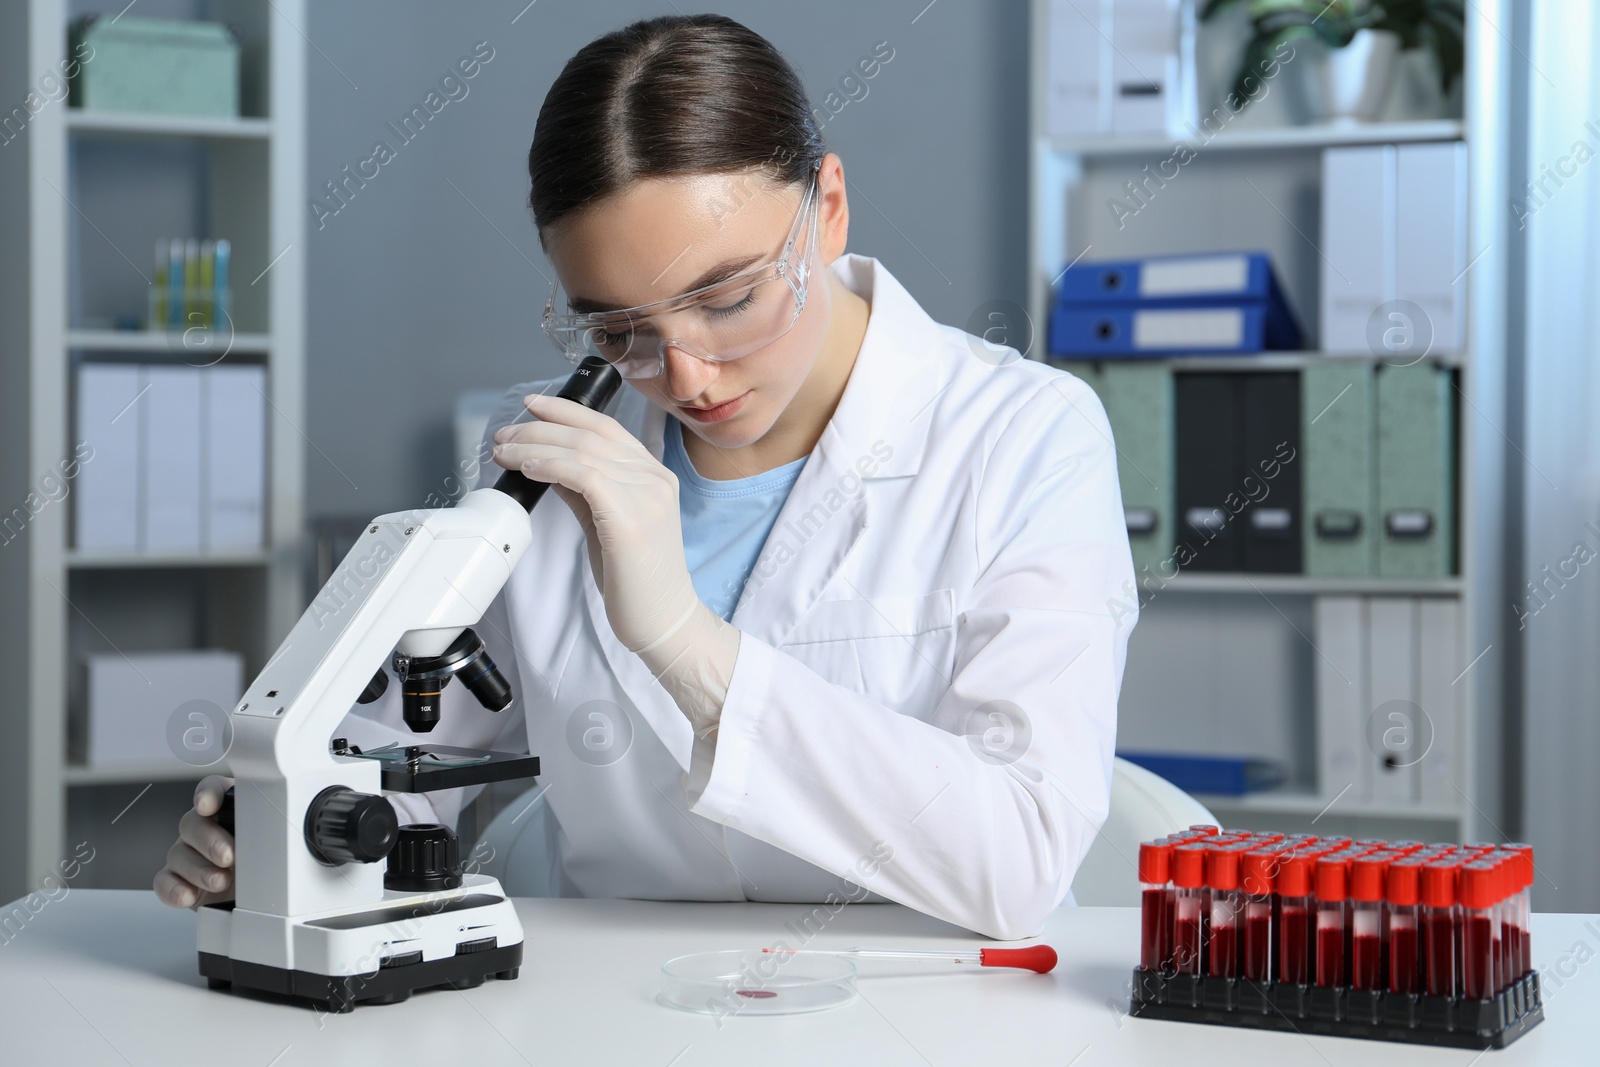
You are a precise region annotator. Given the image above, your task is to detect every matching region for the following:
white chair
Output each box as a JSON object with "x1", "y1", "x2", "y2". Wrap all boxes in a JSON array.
[
  {"x1": 1068, "y1": 757, "x2": 1217, "y2": 906},
  {"x1": 473, "y1": 756, "x2": 1214, "y2": 905}
]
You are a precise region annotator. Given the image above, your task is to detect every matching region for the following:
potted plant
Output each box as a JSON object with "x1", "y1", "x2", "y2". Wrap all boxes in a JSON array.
[{"x1": 1201, "y1": 0, "x2": 1465, "y2": 124}]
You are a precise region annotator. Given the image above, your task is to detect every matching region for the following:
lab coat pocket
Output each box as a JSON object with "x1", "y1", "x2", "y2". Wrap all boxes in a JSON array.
[{"x1": 783, "y1": 589, "x2": 957, "y2": 716}]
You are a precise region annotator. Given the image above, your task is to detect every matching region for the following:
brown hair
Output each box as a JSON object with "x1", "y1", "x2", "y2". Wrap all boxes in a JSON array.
[{"x1": 528, "y1": 14, "x2": 825, "y2": 236}]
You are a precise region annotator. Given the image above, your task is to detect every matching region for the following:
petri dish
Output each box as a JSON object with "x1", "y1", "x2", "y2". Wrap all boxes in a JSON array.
[{"x1": 659, "y1": 949, "x2": 857, "y2": 1016}]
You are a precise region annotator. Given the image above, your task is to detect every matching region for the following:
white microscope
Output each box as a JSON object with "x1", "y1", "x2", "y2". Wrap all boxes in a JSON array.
[{"x1": 196, "y1": 357, "x2": 620, "y2": 1013}]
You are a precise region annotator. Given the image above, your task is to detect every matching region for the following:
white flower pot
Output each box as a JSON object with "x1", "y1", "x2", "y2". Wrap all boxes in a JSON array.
[{"x1": 1285, "y1": 29, "x2": 1403, "y2": 125}]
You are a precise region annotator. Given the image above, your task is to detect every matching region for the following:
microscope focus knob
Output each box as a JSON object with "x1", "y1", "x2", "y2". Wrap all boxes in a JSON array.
[
  {"x1": 384, "y1": 823, "x2": 464, "y2": 892},
  {"x1": 303, "y1": 786, "x2": 398, "y2": 865}
]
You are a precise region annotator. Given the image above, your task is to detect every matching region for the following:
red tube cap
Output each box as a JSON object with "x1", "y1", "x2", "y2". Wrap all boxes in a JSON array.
[
  {"x1": 1315, "y1": 855, "x2": 1348, "y2": 902},
  {"x1": 1138, "y1": 839, "x2": 1172, "y2": 884},
  {"x1": 1173, "y1": 844, "x2": 1208, "y2": 888},
  {"x1": 1278, "y1": 852, "x2": 1313, "y2": 898},
  {"x1": 1505, "y1": 842, "x2": 1535, "y2": 890},
  {"x1": 1421, "y1": 859, "x2": 1460, "y2": 908},
  {"x1": 1350, "y1": 854, "x2": 1389, "y2": 902},
  {"x1": 1387, "y1": 857, "x2": 1423, "y2": 906},
  {"x1": 1460, "y1": 861, "x2": 1501, "y2": 910},
  {"x1": 1207, "y1": 845, "x2": 1241, "y2": 891},
  {"x1": 1189, "y1": 824, "x2": 1220, "y2": 836},
  {"x1": 1241, "y1": 850, "x2": 1278, "y2": 897}
]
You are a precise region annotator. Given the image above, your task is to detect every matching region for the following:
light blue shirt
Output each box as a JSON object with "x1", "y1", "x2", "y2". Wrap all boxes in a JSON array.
[{"x1": 662, "y1": 418, "x2": 808, "y2": 620}]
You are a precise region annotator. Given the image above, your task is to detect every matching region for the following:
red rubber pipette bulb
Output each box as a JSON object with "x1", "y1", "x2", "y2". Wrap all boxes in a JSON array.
[{"x1": 980, "y1": 946, "x2": 1059, "y2": 973}]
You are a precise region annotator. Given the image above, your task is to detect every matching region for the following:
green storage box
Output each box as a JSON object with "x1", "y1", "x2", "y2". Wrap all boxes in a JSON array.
[
  {"x1": 1301, "y1": 361, "x2": 1376, "y2": 577},
  {"x1": 1375, "y1": 361, "x2": 1457, "y2": 577},
  {"x1": 69, "y1": 16, "x2": 239, "y2": 118},
  {"x1": 1075, "y1": 362, "x2": 1175, "y2": 579}
]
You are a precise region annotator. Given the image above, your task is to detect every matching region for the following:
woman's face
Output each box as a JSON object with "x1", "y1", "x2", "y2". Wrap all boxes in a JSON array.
[{"x1": 542, "y1": 158, "x2": 849, "y2": 452}]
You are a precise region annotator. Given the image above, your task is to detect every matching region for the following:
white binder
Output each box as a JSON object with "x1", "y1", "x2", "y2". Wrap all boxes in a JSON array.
[
  {"x1": 1046, "y1": 0, "x2": 1108, "y2": 138},
  {"x1": 142, "y1": 365, "x2": 203, "y2": 552},
  {"x1": 1416, "y1": 597, "x2": 1463, "y2": 805},
  {"x1": 1366, "y1": 596, "x2": 1420, "y2": 805},
  {"x1": 204, "y1": 365, "x2": 266, "y2": 551},
  {"x1": 1397, "y1": 142, "x2": 1468, "y2": 355},
  {"x1": 1045, "y1": 0, "x2": 1194, "y2": 139},
  {"x1": 74, "y1": 364, "x2": 143, "y2": 552},
  {"x1": 1315, "y1": 596, "x2": 1368, "y2": 802},
  {"x1": 1109, "y1": 0, "x2": 1182, "y2": 136},
  {"x1": 1321, "y1": 145, "x2": 1396, "y2": 354}
]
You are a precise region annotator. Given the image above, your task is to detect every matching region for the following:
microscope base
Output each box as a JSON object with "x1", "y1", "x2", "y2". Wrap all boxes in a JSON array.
[
  {"x1": 196, "y1": 879, "x2": 526, "y2": 1012},
  {"x1": 198, "y1": 941, "x2": 523, "y2": 1013}
]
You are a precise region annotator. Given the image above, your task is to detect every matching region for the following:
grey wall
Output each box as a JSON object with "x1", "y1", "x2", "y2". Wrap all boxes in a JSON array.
[{"x1": 301, "y1": 0, "x2": 1029, "y2": 522}]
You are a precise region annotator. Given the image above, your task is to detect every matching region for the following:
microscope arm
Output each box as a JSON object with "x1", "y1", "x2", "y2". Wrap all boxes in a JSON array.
[{"x1": 223, "y1": 358, "x2": 621, "y2": 917}]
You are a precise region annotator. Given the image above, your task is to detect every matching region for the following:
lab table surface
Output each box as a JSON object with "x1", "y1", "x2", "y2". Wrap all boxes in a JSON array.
[{"x1": 1, "y1": 891, "x2": 1594, "y2": 1066}]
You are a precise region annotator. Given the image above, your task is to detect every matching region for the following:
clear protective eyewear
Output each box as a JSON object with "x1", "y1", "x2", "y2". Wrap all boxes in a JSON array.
[{"x1": 541, "y1": 174, "x2": 821, "y2": 380}]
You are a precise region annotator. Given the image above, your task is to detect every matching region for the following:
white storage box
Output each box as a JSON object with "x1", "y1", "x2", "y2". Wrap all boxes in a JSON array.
[{"x1": 84, "y1": 650, "x2": 243, "y2": 767}]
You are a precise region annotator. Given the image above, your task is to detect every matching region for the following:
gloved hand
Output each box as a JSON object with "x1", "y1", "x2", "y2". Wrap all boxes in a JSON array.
[
  {"x1": 492, "y1": 395, "x2": 739, "y2": 736},
  {"x1": 153, "y1": 774, "x2": 235, "y2": 908}
]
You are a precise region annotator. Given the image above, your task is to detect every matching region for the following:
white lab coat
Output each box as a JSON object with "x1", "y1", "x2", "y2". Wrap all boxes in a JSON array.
[{"x1": 343, "y1": 254, "x2": 1136, "y2": 940}]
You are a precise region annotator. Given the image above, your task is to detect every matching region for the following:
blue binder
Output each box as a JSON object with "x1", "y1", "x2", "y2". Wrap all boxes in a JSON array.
[
  {"x1": 1117, "y1": 751, "x2": 1288, "y2": 797},
  {"x1": 1049, "y1": 251, "x2": 1303, "y2": 357},
  {"x1": 1055, "y1": 251, "x2": 1284, "y2": 305},
  {"x1": 1050, "y1": 303, "x2": 1295, "y2": 357}
]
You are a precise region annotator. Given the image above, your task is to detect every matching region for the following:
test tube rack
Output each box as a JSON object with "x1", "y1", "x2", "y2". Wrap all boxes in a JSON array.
[
  {"x1": 1128, "y1": 966, "x2": 1544, "y2": 1050},
  {"x1": 1128, "y1": 828, "x2": 1545, "y2": 1050}
]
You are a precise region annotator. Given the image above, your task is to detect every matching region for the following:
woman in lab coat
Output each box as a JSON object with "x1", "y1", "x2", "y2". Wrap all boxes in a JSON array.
[{"x1": 155, "y1": 13, "x2": 1135, "y2": 940}]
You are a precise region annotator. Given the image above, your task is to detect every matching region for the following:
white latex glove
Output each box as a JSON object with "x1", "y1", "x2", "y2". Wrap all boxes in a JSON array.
[
  {"x1": 492, "y1": 394, "x2": 738, "y2": 736},
  {"x1": 153, "y1": 774, "x2": 235, "y2": 908}
]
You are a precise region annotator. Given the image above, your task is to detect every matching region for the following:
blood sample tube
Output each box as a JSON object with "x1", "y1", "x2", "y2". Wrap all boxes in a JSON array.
[
  {"x1": 1189, "y1": 824, "x2": 1220, "y2": 837},
  {"x1": 1313, "y1": 854, "x2": 1349, "y2": 988},
  {"x1": 1172, "y1": 843, "x2": 1208, "y2": 975},
  {"x1": 1277, "y1": 850, "x2": 1314, "y2": 985},
  {"x1": 1420, "y1": 859, "x2": 1460, "y2": 998},
  {"x1": 1504, "y1": 842, "x2": 1534, "y2": 981},
  {"x1": 1459, "y1": 860, "x2": 1501, "y2": 1001},
  {"x1": 1353, "y1": 838, "x2": 1389, "y2": 850},
  {"x1": 1139, "y1": 838, "x2": 1174, "y2": 973},
  {"x1": 1486, "y1": 850, "x2": 1520, "y2": 990},
  {"x1": 1240, "y1": 849, "x2": 1276, "y2": 983},
  {"x1": 1387, "y1": 857, "x2": 1423, "y2": 995},
  {"x1": 1317, "y1": 835, "x2": 1352, "y2": 852},
  {"x1": 1207, "y1": 846, "x2": 1242, "y2": 979},
  {"x1": 1349, "y1": 853, "x2": 1389, "y2": 991},
  {"x1": 1388, "y1": 840, "x2": 1424, "y2": 854}
]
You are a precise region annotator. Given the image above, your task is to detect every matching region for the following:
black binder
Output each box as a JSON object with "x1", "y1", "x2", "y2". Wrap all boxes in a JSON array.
[
  {"x1": 1240, "y1": 372, "x2": 1302, "y2": 573},
  {"x1": 1174, "y1": 373, "x2": 1241, "y2": 571},
  {"x1": 1174, "y1": 372, "x2": 1303, "y2": 574}
]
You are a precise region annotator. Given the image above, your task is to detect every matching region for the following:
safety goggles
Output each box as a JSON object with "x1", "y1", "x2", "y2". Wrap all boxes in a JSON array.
[{"x1": 541, "y1": 175, "x2": 821, "y2": 380}]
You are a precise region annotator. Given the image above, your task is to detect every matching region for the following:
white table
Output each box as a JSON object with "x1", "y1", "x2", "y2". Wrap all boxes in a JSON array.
[{"x1": 0, "y1": 891, "x2": 1591, "y2": 1065}]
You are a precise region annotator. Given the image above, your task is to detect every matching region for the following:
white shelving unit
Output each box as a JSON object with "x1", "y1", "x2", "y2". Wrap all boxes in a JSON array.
[
  {"x1": 0, "y1": 0, "x2": 306, "y2": 900},
  {"x1": 1027, "y1": 2, "x2": 1513, "y2": 837}
]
